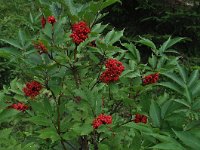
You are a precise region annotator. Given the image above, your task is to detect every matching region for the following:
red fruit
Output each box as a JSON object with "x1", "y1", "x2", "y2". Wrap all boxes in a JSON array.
[
  {"x1": 9, "y1": 102, "x2": 29, "y2": 111},
  {"x1": 34, "y1": 41, "x2": 47, "y2": 54},
  {"x1": 23, "y1": 81, "x2": 42, "y2": 98},
  {"x1": 41, "y1": 16, "x2": 46, "y2": 28},
  {"x1": 100, "y1": 59, "x2": 125, "y2": 84},
  {"x1": 142, "y1": 73, "x2": 159, "y2": 85},
  {"x1": 134, "y1": 114, "x2": 147, "y2": 124},
  {"x1": 70, "y1": 21, "x2": 91, "y2": 44},
  {"x1": 92, "y1": 114, "x2": 112, "y2": 129},
  {"x1": 48, "y1": 16, "x2": 56, "y2": 24}
]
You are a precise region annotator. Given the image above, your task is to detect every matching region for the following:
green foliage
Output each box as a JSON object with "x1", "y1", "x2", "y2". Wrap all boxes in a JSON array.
[{"x1": 0, "y1": 0, "x2": 200, "y2": 149}]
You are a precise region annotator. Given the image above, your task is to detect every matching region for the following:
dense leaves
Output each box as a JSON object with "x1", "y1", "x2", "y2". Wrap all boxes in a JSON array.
[{"x1": 0, "y1": 0, "x2": 200, "y2": 149}]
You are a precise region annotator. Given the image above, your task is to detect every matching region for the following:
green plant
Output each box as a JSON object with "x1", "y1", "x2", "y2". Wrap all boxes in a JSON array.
[{"x1": 0, "y1": 0, "x2": 200, "y2": 149}]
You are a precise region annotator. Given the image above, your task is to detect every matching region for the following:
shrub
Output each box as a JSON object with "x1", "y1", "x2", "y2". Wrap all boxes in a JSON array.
[{"x1": 0, "y1": 0, "x2": 200, "y2": 149}]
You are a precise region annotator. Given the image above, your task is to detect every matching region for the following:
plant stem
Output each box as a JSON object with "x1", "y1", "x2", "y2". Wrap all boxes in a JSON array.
[{"x1": 57, "y1": 95, "x2": 68, "y2": 150}]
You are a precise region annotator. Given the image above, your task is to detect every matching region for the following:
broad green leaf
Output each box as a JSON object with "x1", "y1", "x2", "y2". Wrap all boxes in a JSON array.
[
  {"x1": 188, "y1": 70, "x2": 199, "y2": 88},
  {"x1": 148, "y1": 54, "x2": 157, "y2": 69},
  {"x1": 124, "y1": 122, "x2": 153, "y2": 133},
  {"x1": 123, "y1": 43, "x2": 140, "y2": 63},
  {"x1": 50, "y1": 2, "x2": 62, "y2": 18},
  {"x1": 0, "y1": 109, "x2": 19, "y2": 123},
  {"x1": 149, "y1": 100, "x2": 161, "y2": 127},
  {"x1": 174, "y1": 130, "x2": 200, "y2": 150},
  {"x1": 159, "y1": 37, "x2": 184, "y2": 53},
  {"x1": 91, "y1": 23, "x2": 108, "y2": 33},
  {"x1": 0, "y1": 39, "x2": 23, "y2": 50},
  {"x1": 157, "y1": 56, "x2": 167, "y2": 69},
  {"x1": 173, "y1": 99, "x2": 190, "y2": 108},
  {"x1": 157, "y1": 82, "x2": 183, "y2": 95},
  {"x1": 30, "y1": 101, "x2": 46, "y2": 115},
  {"x1": 161, "y1": 100, "x2": 173, "y2": 119},
  {"x1": 18, "y1": 29, "x2": 25, "y2": 47},
  {"x1": 64, "y1": 0, "x2": 79, "y2": 22},
  {"x1": 28, "y1": 116, "x2": 52, "y2": 126},
  {"x1": 137, "y1": 37, "x2": 157, "y2": 54},
  {"x1": 0, "y1": 128, "x2": 12, "y2": 139},
  {"x1": 177, "y1": 63, "x2": 188, "y2": 83},
  {"x1": 29, "y1": 12, "x2": 34, "y2": 23},
  {"x1": 38, "y1": 127, "x2": 60, "y2": 142},
  {"x1": 104, "y1": 29, "x2": 124, "y2": 45},
  {"x1": 162, "y1": 72, "x2": 184, "y2": 88},
  {"x1": 0, "y1": 47, "x2": 20, "y2": 59},
  {"x1": 191, "y1": 80, "x2": 200, "y2": 98},
  {"x1": 184, "y1": 120, "x2": 200, "y2": 130},
  {"x1": 151, "y1": 142, "x2": 185, "y2": 150},
  {"x1": 184, "y1": 85, "x2": 192, "y2": 103},
  {"x1": 43, "y1": 23, "x2": 52, "y2": 39}
]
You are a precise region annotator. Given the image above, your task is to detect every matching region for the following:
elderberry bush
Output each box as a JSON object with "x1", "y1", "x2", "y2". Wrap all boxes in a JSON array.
[{"x1": 0, "y1": 0, "x2": 200, "y2": 150}]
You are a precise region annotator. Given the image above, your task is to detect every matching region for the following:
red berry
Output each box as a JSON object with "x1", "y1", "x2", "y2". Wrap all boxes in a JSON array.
[
  {"x1": 48, "y1": 16, "x2": 56, "y2": 24},
  {"x1": 41, "y1": 16, "x2": 46, "y2": 28},
  {"x1": 92, "y1": 114, "x2": 112, "y2": 129},
  {"x1": 23, "y1": 81, "x2": 42, "y2": 98},
  {"x1": 134, "y1": 114, "x2": 147, "y2": 124},
  {"x1": 9, "y1": 102, "x2": 29, "y2": 111},
  {"x1": 100, "y1": 59, "x2": 125, "y2": 84},
  {"x1": 70, "y1": 21, "x2": 91, "y2": 44},
  {"x1": 142, "y1": 73, "x2": 159, "y2": 85},
  {"x1": 34, "y1": 41, "x2": 47, "y2": 54}
]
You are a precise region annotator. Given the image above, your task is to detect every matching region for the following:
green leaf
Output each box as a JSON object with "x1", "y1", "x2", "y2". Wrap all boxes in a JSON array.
[
  {"x1": 0, "y1": 47, "x2": 20, "y2": 59},
  {"x1": 72, "y1": 123, "x2": 93, "y2": 136},
  {"x1": 174, "y1": 130, "x2": 200, "y2": 150},
  {"x1": 148, "y1": 54, "x2": 157, "y2": 69},
  {"x1": 18, "y1": 29, "x2": 25, "y2": 47},
  {"x1": 0, "y1": 39, "x2": 23, "y2": 50},
  {"x1": 0, "y1": 128, "x2": 12, "y2": 139},
  {"x1": 161, "y1": 100, "x2": 173, "y2": 119},
  {"x1": 157, "y1": 82, "x2": 183, "y2": 95},
  {"x1": 162, "y1": 72, "x2": 185, "y2": 88},
  {"x1": 28, "y1": 116, "x2": 52, "y2": 126},
  {"x1": 123, "y1": 43, "x2": 140, "y2": 63},
  {"x1": 104, "y1": 29, "x2": 124, "y2": 45},
  {"x1": 151, "y1": 142, "x2": 184, "y2": 150},
  {"x1": 64, "y1": 0, "x2": 79, "y2": 22},
  {"x1": 38, "y1": 127, "x2": 60, "y2": 142},
  {"x1": 91, "y1": 23, "x2": 108, "y2": 33},
  {"x1": 137, "y1": 37, "x2": 157, "y2": 54},
  {"x1": 30, "y1": 101, "x2": 46, "y2": 115},
  {"x1": 191, "y1": 80, "x2": 200, "y2": 98},
  {"x1": 43, "y1": 23, "x2": 52, "y2": 39},
  {"x1": 188, "y1": 70, "x2": 199, "y2": 88},
  {"x1": 159, "y1": 37, "x2": 184, "y2": 53},
  {"x1": 177, "y1": 63, "x2": 188, "y2": 83},
  {"x1": 29, "y1": 13, "x2": 34, "y2": 23},
  {"x1": 149, "y1": 100, "x2": 161, "y2": 127},
  {"x1": 184, "y1": 85, "x2": 192, "y2": 103},
  {"x1": 124, "y1": 122, "x2": 153, "y2": 133},
  {"x1": 0, "y1": 109, "x2": 19, "y2": 123},
  {"x1": 50, "y1": 2, "x2": 62, "y2": 18},
  {"x1": 173, "y1": 99, "x2": 190, "y2": 108}
]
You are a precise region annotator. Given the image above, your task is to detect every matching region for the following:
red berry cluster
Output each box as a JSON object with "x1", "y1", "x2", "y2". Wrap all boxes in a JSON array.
[
  {"x1": 23, "y1": 81, "x2": 42, "y2": 98},
  {"x1": 34, "y1": 41, "x2": 47, "y2": 54},
  {"x1": 70, "y1": 21, "x2": 91, "y2": 44},
  {"x1": 9, "y1": 103, "x2": 29, "y2": 111},
  {"x1": 48, "y1": 16, "x2": 56, "y2": 25},
  {"x1": 41, "y1": 16, "x2": 46, "y2": 28},
  {"x1": 134, "y1": 114, "x2": 147, "y2": 124},
  {"x1": 92, "y1": 114, "x2": 112, "y2": 129},
  {"x1": 142, "y1": 73, "x2": 159, "y2": 85},
  {"x1": 41, "y1": 16, "x2": 56, "y2": 28},
  {"x1": 100, "y1": 59, "x2": 125, "y2": 83}
]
